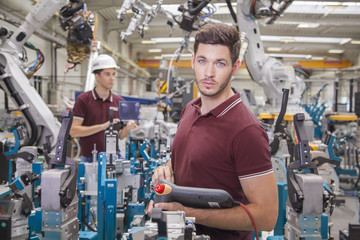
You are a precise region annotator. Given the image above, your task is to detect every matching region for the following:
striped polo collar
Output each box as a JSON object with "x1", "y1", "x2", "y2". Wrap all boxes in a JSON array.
[
  {"x1": 192, "y1": 88, "x2": 242, "y2": 118},
  {"x1": 91, "y1": 88, "x2": 113, "y2": 102},
  {"x1": 215, "y1": 94, "x2": 242, "y2": 118}
]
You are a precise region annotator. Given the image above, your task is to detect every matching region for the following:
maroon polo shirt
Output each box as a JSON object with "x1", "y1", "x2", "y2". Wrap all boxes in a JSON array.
[
  {"x1": 72, "y1": 89, "x2": 124, "y2": 157},
  {"x1": 171, "y1": 90, "x2": 273, "y2": 240}
]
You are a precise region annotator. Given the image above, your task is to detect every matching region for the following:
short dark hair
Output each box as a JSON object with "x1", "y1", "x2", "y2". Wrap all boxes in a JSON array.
[
  {"x1": 194, "y1": 23, "x2": 240, "y2": 65},
  {"x1": 93, "y1": 69, "x2": 103, "y2": 75}
]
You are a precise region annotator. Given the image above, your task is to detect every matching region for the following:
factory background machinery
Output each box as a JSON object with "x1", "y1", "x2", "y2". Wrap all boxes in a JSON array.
[{"x1": 1, "y1": 0, "x2": 360, "y2": 239}]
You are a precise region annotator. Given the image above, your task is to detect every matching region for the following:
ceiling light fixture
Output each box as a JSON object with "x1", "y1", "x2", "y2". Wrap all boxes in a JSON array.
[
  {"x1": 311, "y1": 56, "x2": 325, "y2": 60},
  {"x1": 328, "y1": 49, "x2": 344, "y2": 54},
  {"x1": 297, "y1": 23, "x2": 319, "y2": 28},
  {"x1": 261, "y1": 36, "x2": 353, "y2": 44},
  {"x1": 340, "y1": 38, "x2": 352, "y2": 45},
  {"x1": 151, "y1": 37, "x2": 195, "y2": 43},
  {"x1": 324, "y1": 5, "x2": 347, "y2": 9},
  {"x1": 148, "y1": 49, "x2": 162, "y2": 53},
  {"x1": 161, "y1": 53, "x2": 192, "y2": 59},
  {"x1": 267, "y1": 47, "x2": 282, "y2": 51},
  {"x1": 268, "y1": 53, "x2": 312, "y2": 59},
  {"x1": 151, "y1": 37, "x2": 183, "y2": 43},
  {"x1": 285, "y1": 2, "x2": 360, "y2": 15},
  {"x1": 351, "y1": 40, "x2": 360, "y2": 44},
  {"x1": 279, "y1": 38, "x2": 296, "y2": 43},
  {"x1": 141, "y1": 40, "x2": 156, "y2": 44}
]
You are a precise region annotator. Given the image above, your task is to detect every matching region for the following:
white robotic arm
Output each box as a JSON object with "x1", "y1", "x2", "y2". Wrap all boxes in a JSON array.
[
  {"x1": 236, "y1": 0, "x2": 303, "y2": 108},
  {"x1": 0, "y1": 0, "x2": 68, "y2": 147},
  {"x1": 117, "y1": 0, "x2": 217, "y2": 50},
  {"x1": 2, "y1": 0, "x2": 68, "y2": 54},
  {"x1": 118, "y1": 0, "x2": 175, "y2": 43}
]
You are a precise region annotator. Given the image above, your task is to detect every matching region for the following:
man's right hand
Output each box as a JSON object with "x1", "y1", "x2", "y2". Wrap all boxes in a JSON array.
[{"x1": 152, "y1": 165, "x2": 174, "y2": 187}]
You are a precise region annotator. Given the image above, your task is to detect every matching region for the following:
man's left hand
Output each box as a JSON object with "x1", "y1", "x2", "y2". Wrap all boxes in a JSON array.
[
  {"x1": 147, "y1": 200, "x2": 187, "y2": 216},
  {"x1": 125, "y1": 120, "x2": 138, "y2": 130}
]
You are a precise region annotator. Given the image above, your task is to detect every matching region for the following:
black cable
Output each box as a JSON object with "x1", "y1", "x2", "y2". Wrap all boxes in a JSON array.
[
  {"x1": 83, "y1": 220, "x2": 97, "y2": 232},
  {"x1": 225, "y1": 0, "x2": 238, "y2": 31},
  {"x1": 274, "y1": 89, "x2": 289, "y2": 133},
  {"x1": 353, "y1": 148, "x2": 360, "y2": 190},
  {"x1": 188, "y1": 0, "x2": 211, "y2": 16}
]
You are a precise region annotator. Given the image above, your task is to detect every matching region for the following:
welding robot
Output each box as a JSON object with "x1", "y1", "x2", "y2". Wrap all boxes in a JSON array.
[
  {"x1": 0, "y1": 0, "x2": 91, "y2": 149},
  {"x1": 236, "y1": 0, "x2": 306, "y2": 112}
]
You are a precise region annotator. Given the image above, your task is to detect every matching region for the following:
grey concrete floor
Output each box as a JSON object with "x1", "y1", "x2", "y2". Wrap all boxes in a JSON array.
[{"x1": 330, "y1": 192, "x2": 359, "y2": 240}]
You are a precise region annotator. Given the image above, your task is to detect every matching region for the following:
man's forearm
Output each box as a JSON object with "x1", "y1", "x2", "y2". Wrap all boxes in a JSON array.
[
  {"x1": 70, "y1": 124, "x2": 106, "y2": 138},
  {"x1": 186, "y1": 203, "x2": 276, "y2": 231},
  {"x1": 119, "y1": 120, "x2": 138, "y2": 139},
  {"x1": 119, "y1": 128, "x2": 130, "y2": 140}
]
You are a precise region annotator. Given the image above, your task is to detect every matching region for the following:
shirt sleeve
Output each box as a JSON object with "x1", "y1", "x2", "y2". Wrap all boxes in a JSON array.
[
  {"x1": 72, "y1": 95, "x2": 86, "y2": 120},
  {"x1": 232, "y1": 124, "x2": 273, "y2": 180}
]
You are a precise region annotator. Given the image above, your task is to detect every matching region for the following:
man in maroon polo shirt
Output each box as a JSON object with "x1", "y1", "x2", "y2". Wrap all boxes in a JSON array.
[
  {"x1": 70, "y1": 54, "x2": 137, "y2": 162},
  {"x1": 149, "y1": 23, "x2": 278, "y2": 240}
]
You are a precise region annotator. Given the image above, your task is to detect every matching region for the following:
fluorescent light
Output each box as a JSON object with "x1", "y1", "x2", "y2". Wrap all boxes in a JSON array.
[
  {"x1": 261, "y1": 36, "x2": 353, "y2": 44},
  {"x1": 345, "y1": 2, "x2": 360, "y2": 6},
  {"x1": 161, "y1": 53, "x2": 192, "y2": 59},
  {"x1": 324, "y1": 5, "x2": 347, "y2": 9},
  {"x1": 340, "y1": 38, "x2": 352, "y2": 45},
  {"x1": 297, "y1": 23, "x2": 319, "y2": 28},
  {"x1": 280, "y1": 38, "x2": 296, "y2": 43},
  {"x1": 351, "y1": 40, "x2": 360, "y2": 44},
  {"x1": 148, "y1": 49, "x2": 162, "y2": 53},
  {"x1": 151, "y1": 37, "x2": 182, "y2": 43},
  {"x1": 154, "y1": 56, "x2": 163, "y2": 60},
  {"x1": 268, "y1": 53, "x2": 312, "y2": 59},
  {"x1": 267, "y1": 47, "x2": 282, "y2": 52},
  {"x1": 141, "y1": 40, "x2": 156, "y2": 44},
  {"x1": 151, "y1": 37, "x2": 195, "y2": 43},
  {"x1": 311, "y1": 56, "x2": 325, "y2": 60},
  {"x1": 285, "y1": 2, "x2": 360, "y2": 15},
  {"x1": 291, "y1": 1, "x2": 332, "y2": 5},
  {"x1": 328, "y1": 49, "x2": 344, "y2": 54}
]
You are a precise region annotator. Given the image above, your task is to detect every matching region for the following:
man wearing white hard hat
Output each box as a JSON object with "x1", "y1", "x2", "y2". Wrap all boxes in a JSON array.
[{"x1": 70, "y1": 54, "x2": 137, "y2": 162}]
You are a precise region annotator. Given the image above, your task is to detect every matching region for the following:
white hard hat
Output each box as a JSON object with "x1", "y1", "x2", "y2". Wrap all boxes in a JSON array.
[{"x1": 92, "y1": 54, "x2": 119, "y2": 72}]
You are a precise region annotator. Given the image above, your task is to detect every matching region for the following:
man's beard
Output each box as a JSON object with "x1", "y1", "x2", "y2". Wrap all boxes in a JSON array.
[{"x1": 196, "y1": 73, "x2": 232, "y2": 98}]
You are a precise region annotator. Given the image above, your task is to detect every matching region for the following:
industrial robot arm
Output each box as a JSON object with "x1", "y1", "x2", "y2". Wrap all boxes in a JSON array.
[
  {"x1": 0, "y1": 0, "x2": 69, "y2": 147},
  {"x1": 117, "y1": 0, "x2": 217, "y2": 56},
  {"x1": 118, "y1": 0, "x2": 174, "y2": 43},
  {"x1": 236, "y1": 0, "x2": 304, "y2": 108}
]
